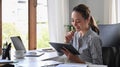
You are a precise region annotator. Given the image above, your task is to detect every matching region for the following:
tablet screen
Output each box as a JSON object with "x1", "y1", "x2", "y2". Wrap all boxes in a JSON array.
[{"x1": 10, "y1": 36, "x2": 26, "y2": 52}]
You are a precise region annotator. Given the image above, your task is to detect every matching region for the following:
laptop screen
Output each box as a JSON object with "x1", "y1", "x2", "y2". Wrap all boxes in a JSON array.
[{"x1": 10, "y1": 36, "x2": 26, "y2": 52}]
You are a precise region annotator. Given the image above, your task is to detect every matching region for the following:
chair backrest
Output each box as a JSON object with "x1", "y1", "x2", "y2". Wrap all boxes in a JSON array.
[
  {"x1": 102, "y1": 47, "x2": 117, "y2": 67},
  {"x1": 98, "y1": 23, "x2": 120, "y2": 47},
  {"x1": 99, "y1": 23, "x2": 120, "y2": 67},
  {"x1": 116, "y1": 52, "x2": 120, "y2": 67}
]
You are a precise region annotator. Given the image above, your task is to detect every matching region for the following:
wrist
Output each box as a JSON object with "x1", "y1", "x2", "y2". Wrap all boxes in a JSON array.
[{"x1": 74, "y1": 56, "x2": 85, "y2": 63}]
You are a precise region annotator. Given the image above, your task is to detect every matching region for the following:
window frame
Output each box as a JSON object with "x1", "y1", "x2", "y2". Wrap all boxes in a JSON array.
[
  {"x1": 0, "y1": 0, "x2": 2, "y2": 54},
  {"x1": 28, "y1": 0, "x2": 37, "y2": 50}
]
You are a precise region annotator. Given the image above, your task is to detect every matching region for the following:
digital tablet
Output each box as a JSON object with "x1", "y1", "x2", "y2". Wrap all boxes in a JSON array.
[{"x1": 49, "y1": 42, "x2": 80, "y2": 55}]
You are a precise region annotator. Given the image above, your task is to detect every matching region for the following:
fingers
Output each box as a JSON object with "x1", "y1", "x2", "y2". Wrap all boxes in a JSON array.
[
  {"x1": 62, "y1": 47, "x2": 70, "y2": 53},
  {"x1": 67, "y1": 31, "x2": 74, "y2": 36},
  {"x1": 61, "y1": 47, "x2": 83, "y2": 63},
  {"x1": 61, "y1": 47, "x2": 71, "y2": 56},
  {"x1": 71, "y1": 31, "x2": 75, "y2": 35},
  {"x1": 65, "y1": 36, "x2": 71, "y2": 43},
  {"x1": 65, "y1": 31, "x2": 75, "y2": 43}
]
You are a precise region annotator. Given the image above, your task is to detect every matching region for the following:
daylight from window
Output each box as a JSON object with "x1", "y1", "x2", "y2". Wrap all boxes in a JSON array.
[
  {"x1": 2, "y1": 0, "x2": 28, "y2": 49},
  {"x1": 37, "y1": 0, "x2": 50, "y2": 49},
  {"x1": 2, "y1": 0, "x2": 49, "y2": 49}
]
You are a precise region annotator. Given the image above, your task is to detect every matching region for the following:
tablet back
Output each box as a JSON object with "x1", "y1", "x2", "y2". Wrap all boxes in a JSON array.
[{"x1": 49, "y1": 42, "x2": 80, "y2": 55}]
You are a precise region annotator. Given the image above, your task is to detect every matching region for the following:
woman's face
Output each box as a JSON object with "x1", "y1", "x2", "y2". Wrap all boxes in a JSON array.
[{"x1": 71, "y1": 11, "x2": 90, "y2": 31}]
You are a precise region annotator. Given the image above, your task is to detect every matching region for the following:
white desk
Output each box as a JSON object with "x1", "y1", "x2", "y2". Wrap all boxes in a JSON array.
[
  {"x1": 12, "y1": 51, "x2": 62, "y2": 67},
  {"x1": 2, "y1": 51, "x2": 107, "y2": 67}
]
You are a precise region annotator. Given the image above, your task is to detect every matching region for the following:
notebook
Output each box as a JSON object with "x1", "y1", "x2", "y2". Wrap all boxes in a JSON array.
[{"x1": 10, "y1": 36, "x2": 44, "y2": 57}]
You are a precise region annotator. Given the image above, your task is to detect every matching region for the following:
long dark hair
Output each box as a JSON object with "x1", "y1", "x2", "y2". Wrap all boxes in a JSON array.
[{"x1": 73, "y1": 4, "x2": 99, "y2": 35}]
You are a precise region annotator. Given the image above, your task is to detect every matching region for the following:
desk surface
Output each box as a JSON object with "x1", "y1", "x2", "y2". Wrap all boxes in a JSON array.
[
  {"x1": 1, "y1": 50, "x2": 107, "y2": 67},
  {"x1": 12, "y1": 51, "x2": 61, "y2": 67}
]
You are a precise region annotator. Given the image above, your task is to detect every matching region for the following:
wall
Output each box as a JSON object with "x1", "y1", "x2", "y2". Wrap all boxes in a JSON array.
[{"x1": 69, "y1": 0, "x2": 104, "y2": 24}]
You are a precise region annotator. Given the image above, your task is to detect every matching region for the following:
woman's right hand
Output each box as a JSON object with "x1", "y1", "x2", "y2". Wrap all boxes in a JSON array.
[
  {"x1": 65, "y1": 31, "x2": 75, "y2": 43},
  {"x1": 61, "y1": 47, "x2": 85, "y2": 63}
]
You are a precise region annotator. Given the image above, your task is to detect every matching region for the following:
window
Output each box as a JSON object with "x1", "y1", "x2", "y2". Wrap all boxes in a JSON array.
[
  {"x1": 36, "y1": 0, "x2": 50, "y2": 49},
  {"x1": 1, "y1": 0, "x2": 49, "y2": 50},
  {"x1": 0, "y1": 0, "x2": 69, "y2": 52},
  {"x1": 2, "y1": 0, "x2": 28, "y2": 49}
]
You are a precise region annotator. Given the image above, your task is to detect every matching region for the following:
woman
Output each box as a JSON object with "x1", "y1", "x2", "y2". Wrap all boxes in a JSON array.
[{"x1": 62, "y1": 4, "x2": 103, "y2": 64}]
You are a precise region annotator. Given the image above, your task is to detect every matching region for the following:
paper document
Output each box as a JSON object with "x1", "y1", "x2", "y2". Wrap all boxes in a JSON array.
[
  {"x1": 56, "y1": 63, "x2": 87, "y2": 67},
  {"x1": 40, "y1": 52, "x2": 59, "y2": 61},
  {"x1": 88, "y1": 64, "x2": 107, "y2": 67},
  {"x1": 25, "y1": 52, "x2": 44, "y2": 57},
  {"x1": 40, "y1": 60, "x2": 63, "y2": 67}
]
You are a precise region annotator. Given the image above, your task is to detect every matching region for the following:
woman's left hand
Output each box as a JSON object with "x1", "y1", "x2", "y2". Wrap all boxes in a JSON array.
[{"x1": 61, "y1": 47, "x2": 85, "y2": 63}]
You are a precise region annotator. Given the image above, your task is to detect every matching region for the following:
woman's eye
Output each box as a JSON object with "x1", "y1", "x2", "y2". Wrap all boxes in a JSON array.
[
  {"x1": 76, "y1": 20, "x2": 81, "y2": 23},
  {"x1": 71, "y1": 19, "x2": 74, "y2": 22},
  {"x1": 71, "y1": 19, "x2": 81, "y2": 23}
]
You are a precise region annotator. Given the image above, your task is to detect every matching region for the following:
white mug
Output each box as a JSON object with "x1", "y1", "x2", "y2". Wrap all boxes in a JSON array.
[{"x1": 15, "y1": 50, "x2": 25, "y2": 59}]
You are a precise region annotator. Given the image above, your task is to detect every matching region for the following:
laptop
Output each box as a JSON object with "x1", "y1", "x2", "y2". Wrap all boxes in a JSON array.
[{"x1": 10, "y1": 36, "x2": 44, "y2": 57}]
